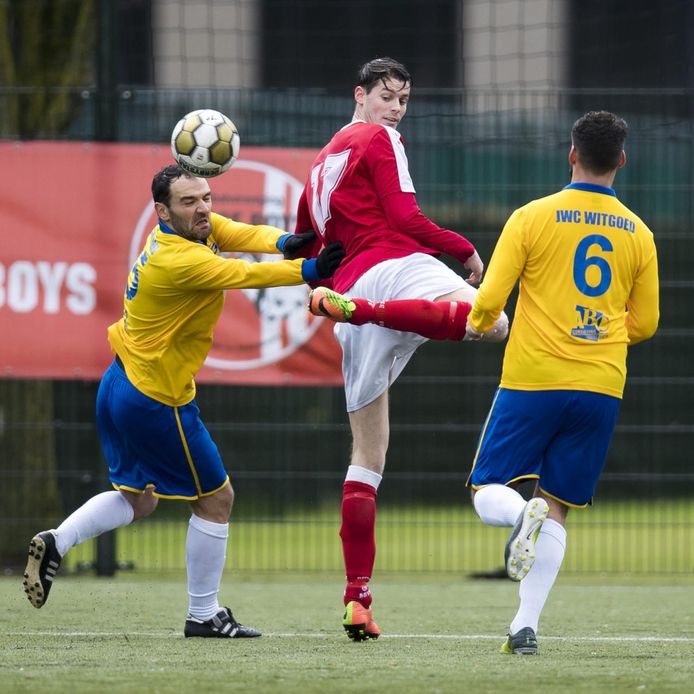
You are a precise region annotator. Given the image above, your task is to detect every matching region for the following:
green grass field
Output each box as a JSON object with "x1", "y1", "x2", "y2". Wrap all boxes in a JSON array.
[{"x1": 3, "y1": 572, "x2": 693, "y2": 693}]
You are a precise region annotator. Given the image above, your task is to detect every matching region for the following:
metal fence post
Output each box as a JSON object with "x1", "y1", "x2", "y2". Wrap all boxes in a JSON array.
[
  {"x1": 95, "y1": 0, "x2": 118, "y2": 141},
  {"x1": 95, "y1": 530, "x2": 117, "y2": 577}
]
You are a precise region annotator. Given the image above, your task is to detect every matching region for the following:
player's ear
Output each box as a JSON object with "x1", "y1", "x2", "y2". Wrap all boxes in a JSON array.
[
  {"x1": 618, "y1": 150, "x2": 627, "y2": 169},
  {"x1": 354, "y1": 85, "x2": 365, "y2": 104},
  {"x1": 568, "y1": 145, "x2": 577, "y2": 167},
  {"x1": 154, "y1": 201, "x2": 169, "y2": 222}
]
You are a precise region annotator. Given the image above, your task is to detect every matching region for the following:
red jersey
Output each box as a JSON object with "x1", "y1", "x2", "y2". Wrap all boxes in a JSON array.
[{"x1": 295, "y1": 120, "x2": 475, "y2": 292}]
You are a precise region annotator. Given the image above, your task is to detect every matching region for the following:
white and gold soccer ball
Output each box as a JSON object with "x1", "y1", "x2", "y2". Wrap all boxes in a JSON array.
[{"x1": 170, "y1": 109, "x2": 240, "y2": 177}]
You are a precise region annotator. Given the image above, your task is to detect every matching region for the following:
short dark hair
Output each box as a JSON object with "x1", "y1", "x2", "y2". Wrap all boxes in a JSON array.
[
  {"x1": 356, "y1": 57, "x2": 411, "y2": 93},
  {"x1": 151, "y1": 164, "x2": 193, "y2": 206},
  {"x1": 571, "y1": 111, "x2": 628, "y2": 175}
]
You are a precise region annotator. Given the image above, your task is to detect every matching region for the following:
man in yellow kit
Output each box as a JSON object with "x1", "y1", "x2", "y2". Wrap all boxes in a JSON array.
[
  {"x1": 23, "y1": 164, "x2": 344, "y2": 638},
  {"x1": 466, "y1": 111, "x2": 659, "y2": 654}
]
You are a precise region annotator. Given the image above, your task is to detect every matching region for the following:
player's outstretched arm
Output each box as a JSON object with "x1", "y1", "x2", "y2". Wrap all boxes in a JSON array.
[
  {"x1": 212, "y1": 214, "x2": 295, "y2": 255},
  {"x1": 171, "y1": 240, "x2": 345, "y2": 291}
]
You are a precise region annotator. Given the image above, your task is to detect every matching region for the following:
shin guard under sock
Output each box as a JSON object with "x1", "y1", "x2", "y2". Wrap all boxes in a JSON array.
[
  {"x1": 340, "y1": 480, "x2": 377, "y2": 607},
  {"x1": 350, "y1": 298, "x2": 471, "y2": 341}
]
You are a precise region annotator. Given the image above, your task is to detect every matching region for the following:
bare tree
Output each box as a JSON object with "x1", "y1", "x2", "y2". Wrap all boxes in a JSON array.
[{"x1": 0, "y1": 0, "x2": 95, "y2": 138}]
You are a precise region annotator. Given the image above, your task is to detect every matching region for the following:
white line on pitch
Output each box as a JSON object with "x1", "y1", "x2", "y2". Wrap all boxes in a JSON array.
[{"x1": 7, "y1": 631, "x2": 694, "y2": 643}]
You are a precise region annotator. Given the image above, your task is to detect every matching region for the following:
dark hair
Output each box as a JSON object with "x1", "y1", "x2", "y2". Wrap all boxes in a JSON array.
[
  {"x1": 356, "y1": 57, "x2": 411, "y2": 93},
  {"x1": 571, "y1": 111, "x2": 628, "y2": 174},
  {"x1": 151, "y1": 164, "x2": 193, "y2": 206}
]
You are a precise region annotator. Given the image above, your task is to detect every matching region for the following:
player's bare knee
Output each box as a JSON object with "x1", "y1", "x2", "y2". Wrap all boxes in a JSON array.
[
  {"x1": 123, "y1": 489, "x2": 158, "y2": 520},
  {"x1": 218, "y1": 482, "x2": 235, "y2": 510},
  {"x1": 191, "y1": 482, "x2": 234, "y2": 523},
  {"x1": 213, "y1": 483, "x2": 235, "y2": 519}
]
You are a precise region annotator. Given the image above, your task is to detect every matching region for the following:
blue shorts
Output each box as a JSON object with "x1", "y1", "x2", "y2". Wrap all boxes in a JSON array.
[
  {"x1": 467, "y1": 388, "x2": 621, "y2": 507},
  {"x1": 95, "y1": 359, "x2": 228, "y2": 499}
]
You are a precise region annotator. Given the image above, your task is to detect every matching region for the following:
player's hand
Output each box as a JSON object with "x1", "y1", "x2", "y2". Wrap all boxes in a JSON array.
[
  {"x1": 464, "y1": 251, "x2": 484, "y2": 286},
  {"x1": 464, "y1": 323, "x2": 482, "y2": 341},
  {"x1": 315, "y1": 242, "x2": 346, "y2": 278},
  {"x1": 280, "y1": 230, "x2": 318, "y2": 259}
]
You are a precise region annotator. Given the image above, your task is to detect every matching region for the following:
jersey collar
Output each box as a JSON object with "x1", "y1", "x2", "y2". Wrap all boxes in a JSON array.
[
  {"x1": 157, "y1": 219, "x2": 179, "y2": 235},
  {"x1": 157, "y1": 218, "x2": 207, "y2": 244},
  {"x1": 563, "y1": 182, "x2": 616, "y2": 197},
  {"x1": 340, "y1": 118, "x2": 366, "y2": 131}
]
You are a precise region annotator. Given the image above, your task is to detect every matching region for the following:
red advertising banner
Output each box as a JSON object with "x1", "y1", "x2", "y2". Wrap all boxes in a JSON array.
[{"x1": 0, "y1": 141, "x2": 343, "y2": 385}]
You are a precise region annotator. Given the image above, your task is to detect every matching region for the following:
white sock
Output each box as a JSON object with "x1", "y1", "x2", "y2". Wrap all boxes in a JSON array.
[
  {"x1": 53, "y1": 491, "x2": 134, "y2": 556},
  {"x1": 473, "y1": 484, "x2": 526, "y2": 527},
  {"x1": 345, "y1": 464, "x2": 383, "y2": 490},
  {"x1": 509, "y1": 518, "x2": 567, "y2": 635},
  {"x1": 186, "y1": 514, "x2": 229, "y2": 621}
]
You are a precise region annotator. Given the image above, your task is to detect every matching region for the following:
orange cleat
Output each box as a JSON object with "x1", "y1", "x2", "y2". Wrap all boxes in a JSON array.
[
  {"x1": 342, "y1": 600, "x2": 380, "y2": 641},
  {"x1": 308, "y1": 287, "x2": 356, "y2": 323}
]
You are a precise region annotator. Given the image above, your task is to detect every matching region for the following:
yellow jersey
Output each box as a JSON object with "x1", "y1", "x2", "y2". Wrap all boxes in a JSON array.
[
  {"x1": 469, "y1": 183, "x2": 659, "y2": 398},
  {"x1": 108, "y1": 212, "x2": 305, "y2": 406}
]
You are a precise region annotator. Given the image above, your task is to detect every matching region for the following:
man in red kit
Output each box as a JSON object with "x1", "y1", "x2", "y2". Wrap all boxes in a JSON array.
[{"x1": 291, "y1": 57, "x2": 509, "y2": 640}]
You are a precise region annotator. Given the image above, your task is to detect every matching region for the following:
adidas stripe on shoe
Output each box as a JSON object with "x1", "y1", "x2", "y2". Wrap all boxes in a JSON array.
[
  {"x1": 184, "y1": 607, "x2": 261, "y2": 638},
  {"x1": 23, "y1": 531, "x2": 62, "y2": 609}
]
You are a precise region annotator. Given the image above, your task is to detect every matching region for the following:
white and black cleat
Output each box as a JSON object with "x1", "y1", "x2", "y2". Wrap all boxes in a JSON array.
[
  {"x1": 24, "y1": 531, "x2": 62, "y2": 608},
  {"x1": 184, "y1": 607, "x2": 261, "y2": 638}
]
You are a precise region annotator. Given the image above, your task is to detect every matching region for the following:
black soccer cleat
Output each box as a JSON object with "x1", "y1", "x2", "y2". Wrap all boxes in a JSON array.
[
  {"x1": 500, "y1": 626, "x2": 538, "y2": 655},
  {"x1": 23, "y1": 531, "x2": 62, "y2": 609},
  {"x1": 184, "y1": 607, "x2": 261, "y2": 638}
]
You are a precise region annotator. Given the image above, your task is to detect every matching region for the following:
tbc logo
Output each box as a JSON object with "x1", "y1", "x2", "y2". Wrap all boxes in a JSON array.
[
  {"x1": 130, "y1": 160, "x2": 321, "y2": 370},
  {"x1": 571, "y1": 304, "x2": 609, "y2": 342}
]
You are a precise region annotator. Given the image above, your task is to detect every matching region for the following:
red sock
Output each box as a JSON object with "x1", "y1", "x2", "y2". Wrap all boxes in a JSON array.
[
  {"x1": 344, "y1": 580, "x2": 373, "y2": 609},
  {"x1": 340, "y1": 480, "x2": 377, "y2": 608},
  {"x1": 349, "y1": 298, "x2": 471, "y2": 341}
]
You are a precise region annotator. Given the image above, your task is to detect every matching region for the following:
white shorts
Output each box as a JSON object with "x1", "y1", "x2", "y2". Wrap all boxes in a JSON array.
[{"x1": 335, "y1": 253, "x2": 477, "y2": 412}]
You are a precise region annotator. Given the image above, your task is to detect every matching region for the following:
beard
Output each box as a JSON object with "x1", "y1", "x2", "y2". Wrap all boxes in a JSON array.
[{"x1": 167, "y1": 208, "x2": 210, "y2": 241}]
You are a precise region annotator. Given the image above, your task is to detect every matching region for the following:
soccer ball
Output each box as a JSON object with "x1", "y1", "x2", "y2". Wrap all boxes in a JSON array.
[{"x1": 170, "y1": 109, "x2": 240, "y2": 177}]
